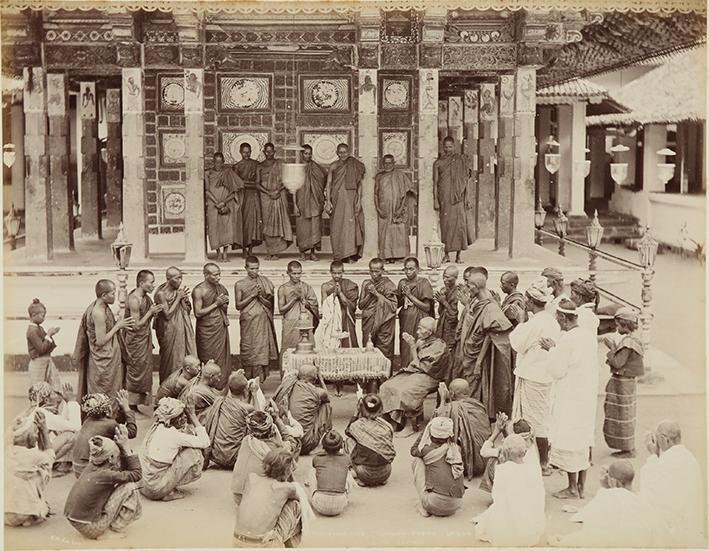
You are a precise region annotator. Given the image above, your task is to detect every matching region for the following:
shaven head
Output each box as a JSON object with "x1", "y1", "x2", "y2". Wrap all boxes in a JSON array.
[
  {"x1": 201, "y1": 360, "x2": 222, "y2": 387},
  {"x1": 607, "y1": 459, "x2": 635, "y2": 489},
  {"x1": 182, "y1": 355, "x2": 201, "y2": 378},
  {"x1": 297, "y1": 363, "x2": 318, "y2": 383},
  {"x1": 500, "y1": 271, "x2": 518, "y2": 294},
  {"x1": 95, "y1": 279, "x2": 115, "y2": 298},
  {"x1": 448, "y1": 378, "x2": 469, "y2": 400},
  {"x1": 443, "y1": 265, "x2": 459, "y2": 288},
  {"x1": 166, "y1": 266, "x2": 181, "y2": 279},
  {"x1": 467, "y1": 272, "x2": 487, "y2": 293},
  {"x1": 416, "y1": 317, "x2": 437, "y2": 340},
  {"x1": 656, "y1": 420, "x2": 682, "y2": 451},
  {"x1": 228, "y1": 371, "x2": 249, "y2": 396}
]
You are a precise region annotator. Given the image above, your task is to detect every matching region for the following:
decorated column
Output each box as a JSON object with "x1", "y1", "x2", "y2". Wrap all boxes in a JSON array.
[
  {"x1": 121, "y1": 68, "x2": 148, "y2": 261},
  {"x1": 477, "y1": 82, "x2": 497, "y2": 238},
  {"x1": 358, "y1": 68, "x2": 379, "y2": 259},
  {"x1": 417, "y1": 68, "x2": 439, "y2": 258},
  {"x1": 79, "y1": 81, "x2": 101, "y2": 239},
  {"x1": 183, "y1": 68, "x2": 206, "y2": 263},
  {"x1": 47, "y1": 73, "x2": 73, "y2": 251},
  {"x1": 105, "y1": 89, "x2": 123, "y2": 228},
  {"x1": 448, "y1": 96, "x2": 463, "y2": 151},
  {"x1": 558, "y1": 101, "x2": 586, "y2": 216},
  {"x1": 463, "y1": 89, "x2": 478, "y2": 243},
  {"x1": 496, "y1": 74, "x2": 515, "y2": 250},
  {"x1": 509, "y1": 66, "x2": 537, "y2": 257},
  {"x1": 23, "y1": 67, "x2": 53, "y2": 260}
]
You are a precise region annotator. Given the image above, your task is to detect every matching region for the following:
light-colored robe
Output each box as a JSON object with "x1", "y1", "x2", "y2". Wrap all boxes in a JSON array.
[
  {"x1": 235, "y1": 276, "x2": 279, "y2": 369},
  {"x1": 258, "y1": 158, "x2": 293, "y2": 254},
  {"x1": 374, "y1": 169, "x2": 415, "y2": 260}
]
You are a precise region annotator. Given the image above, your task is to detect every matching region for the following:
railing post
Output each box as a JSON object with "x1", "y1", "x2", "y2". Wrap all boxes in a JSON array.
[
  {"x1": 637, "y1": 226, "x2": 661, "y2": 384},
  {"x1": 558, "y1": 236, "x2": 566, "y2": 257},
  {"x1": 588, "y1": 249, "x2": 597, "y2": 283}
]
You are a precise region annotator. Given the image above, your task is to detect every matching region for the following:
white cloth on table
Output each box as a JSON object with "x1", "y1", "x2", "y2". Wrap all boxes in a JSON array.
[
  {"x1": 314, "y1": 293, "x2": 344, "y2": 352},
  {"x1": 143, "y1": 425, "x2": 210, "y2": 464},
  {"x1": 639, "y1": 444, "x2": 704, "y2": 546}
]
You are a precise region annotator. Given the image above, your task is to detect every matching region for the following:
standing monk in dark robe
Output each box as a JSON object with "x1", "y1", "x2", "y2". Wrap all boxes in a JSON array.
[
  {"x1": 435, "y1": 265, "x2": 460, "y2": 353},
  {"x1": 122, "y1": 270, "x2": 164, "y2": 411},
  {"x1": 205, "y1": 152, "x2": 243, "y2": 262},
  {"x1": 234, "y1": 256, "x2": 279, "y2": 382},
  {"x1": 154, "y1": 266, "x2": 197, "y2": 384},
  {"x1": 326, "y1": 143, "x2": 365, "y2": 263},
  {"x1": 500, "y1": 271, "x2": 527, "y2": 327},
  {"x1": 453, "y1": 272, "x2": 513, "y2": 420},
  {"x1": 257, "y1": 142, "x2": 293, "y2": 260},
  {"x1": 192, "y1": 263, "x2": 231, "y2": 390},
  {"x1": 434, "y1": 378, "x2": 491, "y2": 479},
  {"x1": 278, "y1": 261, "x2": 319, "y2": 353},
  {"x1": 295, "y1": 144, "x2": 326, "y2": 261},
  {"x1": 374, "y1": 155, "x2": 417, "y2": 263},
  {"x1": 73, "y1": 280, "x2": 134, "y2": 401},
  {"x1": 321, "y1": 260, "x2": 359, "y2": 348},
  {"x1": 233, "y1": 143, "x2": 263, "y2": 258},
  {"x1": 359, "y1": 258, "x2": 397, "y2": 359},
  {"x1": 397, "y1": 257, "x2": 435, "y2": 370},
  {"x1": 433, "y1": 137, "x2": 473, "y2": 263}
]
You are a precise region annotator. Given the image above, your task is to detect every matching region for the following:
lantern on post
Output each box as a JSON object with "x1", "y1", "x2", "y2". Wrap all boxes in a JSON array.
[
  {"x1": 110, "y1": 222, "x2": 133, "y2": 311},
  {"x1": 610, "y1": 143, "x2": 630, "y2": 186},
  {"x1": 656, "y1": 147, "x2": 676, "y2": 190},
  {"x1": 544, "y1": 137, "x2": 560, "y2": 200},
  {"x1": 637, "y1": 226, "x2": 660, "y2": 384},
  {"x1": 423, "y1": 223, "x2": 446, "y2": 289},
  {"x1": 585, "y1": 210, "x2": 604, "y2": 283},
  {"x1": 4, "y1": 203, "x2": 21, "y2": 250},
  {"x1": 534, "y1": 198, "x2": 547, "y2": 245},
  {"x1": 552, "y1": 208, "x2": 568, "y2": 257},
  {"x1": 3, "y1": 143, "x2": 16, "y2": 168}
]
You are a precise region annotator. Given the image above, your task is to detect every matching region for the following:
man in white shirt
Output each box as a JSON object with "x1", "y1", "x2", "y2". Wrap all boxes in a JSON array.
[
  {"x1": 541, "y1": 267, "x2": 567, "y2": 313},
  {"x1": 638, "y1": 420, "x2": 704, "y2": 546},
  {"x1": 570, "y1": 278, "x2": 600, "y2": 335},
  {"x1": 508, "y1": 278, "x2": 560, "y2": 475}
]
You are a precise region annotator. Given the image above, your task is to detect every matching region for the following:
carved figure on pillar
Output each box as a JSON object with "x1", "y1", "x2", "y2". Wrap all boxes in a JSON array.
[{"x1": 205, "y1": 152, "x2": 243, "y2": 262}]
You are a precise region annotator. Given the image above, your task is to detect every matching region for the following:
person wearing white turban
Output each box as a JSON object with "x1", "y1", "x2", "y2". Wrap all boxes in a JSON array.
[{"x1": 509, "y1": 277, "x2": 561, "y2": 475}]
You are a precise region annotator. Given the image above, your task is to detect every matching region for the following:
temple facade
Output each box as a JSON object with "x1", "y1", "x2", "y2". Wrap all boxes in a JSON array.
[{"x1": 1, "y1": 2, "x2": 705, "y2": 262}]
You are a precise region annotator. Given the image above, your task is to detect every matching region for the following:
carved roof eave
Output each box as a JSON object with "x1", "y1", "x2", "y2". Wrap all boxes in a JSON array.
[{"x1": 1, "y1": 0, "x2": 705, "y2": 15}]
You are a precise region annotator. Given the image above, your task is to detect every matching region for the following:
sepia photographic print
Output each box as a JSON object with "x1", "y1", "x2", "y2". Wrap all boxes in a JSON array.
[{"x1": 1, "y1": 0, "x2": 707, "y2": 549}]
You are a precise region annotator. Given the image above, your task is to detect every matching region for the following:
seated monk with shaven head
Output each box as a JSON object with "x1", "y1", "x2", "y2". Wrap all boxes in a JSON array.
[
  {"x1": 154, "y1": 355, "x2": 201, "y2": 405},
  {"x1": 434, "y1": 378, "x2": 491, "y2": 480},
  {"x1": 380, "y1": 317, "x2": 450, "y2": 438},
  {"x1": 273, "y1": 364, "x2": 332, "y2": 455},
  {"x1": 178, "y1": 360, "x2": 223, "y2": 423},
  {"x1": 202, "y1": 371, "x2": 258, "y2": 470}
]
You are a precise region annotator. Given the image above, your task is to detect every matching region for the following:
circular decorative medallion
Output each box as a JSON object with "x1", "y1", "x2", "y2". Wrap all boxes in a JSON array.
[
  {"x1": 162, "y1": 82, "x2": 184, "y2": 108},
  {"x1": 164, "y1": 192, "x2": 185, "y2": 217},
  {"x1": 230, "y1": 79, "x2": 260, "y2": 108},
  {"x1": 311, "y1": 81, "x2": 339, "y2": 109},
  {"x1": 384, "y1": 82, "x2": 408, "y2": 108},
  {"x1": 227, "y1": 134, "x2": 266, "y2": 163},
  {"x1": 383, "y1": 133, "x2": 407, "y2": 165},
  {"x1": 164, "y1": 135, "x2": 186, "y2": 162}
]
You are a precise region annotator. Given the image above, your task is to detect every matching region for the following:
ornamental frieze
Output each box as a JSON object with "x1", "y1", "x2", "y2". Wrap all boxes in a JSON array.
[
  {"x1": 441, "y1": 44, "x2": 517, "y2": 70},
  {"x1": 44, "y1": 28, "x2": 114, "y2": 42},
  {"x1": 45, "y1": 44, "x2": 116, "y2": 69},
  {"x1": 380, "y1": 9, "x2": 420, "y2": 44},
  {"x1": 180, "y1": 45, "x2": 204, "y2": 67},
  {"x1": 205, "y1": 29, "x2": 356, "y2": 44},
  {"x1": 145, "y1": 45, "x2": 181, "y2": 67},
  {"x1": 444, "y1": 16, "x2": 516, "y2": 44},
  {"x1": 1, "y1": 43, "x2": 41, "y2": 76},
  {"x1": 358, "y1": 44, "x2": 379, "y2": 68},
  {"x1": 116, "y1": 43, "x2": 141, "y2": 67},
  {"x1": 144, "y1": 29, "x2": 179, "y2": 43},
  {"x1": 380, "y1": 44, "x2": 417, "y2": 69},
  {"x1": 419, "y1": 43, "x2": 442, "y2": 68}
]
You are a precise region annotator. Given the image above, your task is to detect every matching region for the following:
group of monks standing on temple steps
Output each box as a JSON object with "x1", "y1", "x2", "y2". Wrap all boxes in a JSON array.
[{"x1": 205, "y1": 136, "x2": 476, "y2": 265}]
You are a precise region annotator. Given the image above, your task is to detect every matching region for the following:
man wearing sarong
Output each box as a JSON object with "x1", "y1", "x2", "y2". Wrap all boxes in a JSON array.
[
  {"x1": 278, "y1": 261, "x2": 319, "y2": 352},
  {"x1": 140, "y1": 398, "x2": 210, "y2": 501},
  {"x1": 453, "y1": 272, "x2": 513, "y2": 420},
  {"x1": 509, "y1": 278, "x2": 560, "y2": 475},
  {"x1": 233, "y1": 143, "x2": 263, "y2": 257},
  {"x1": 179, "y1": 360, "x2": 223, "y2": 423},
  {"x1": 295, "y1": 144, "x2": 326, "y2": 261},
  {"x1": 397, "y1": 257, "x2": 435, "y2": 369},
  {"x1": 154, "y1": 267, "x2": 197, "y2": 384},
  {"x1": 203, "y1": 371, "x2": 257, "y2": 469},
  {"x1": 374, "y1": 154, "x2": 416, "y2": 262},
  {"x1": 192, "y1": 263, "x2": 231, "y2": 390},
  {"x1": 345, "y1": 393, "x2": 396, "y2": 487},
  {"x1": 638, "y1": 420, "x2": 704, "y2": 547},
  {"x1": 601, "y1": 308, "x2": 644, "y2": 458},
  {"x1": 570, "y1": 278, "x2": 600, "y2": 334},
  {"x1": 380, "y1": 318, "x2": 449, "y2": 437},
  {"x1": 434, "y1": 378, "x2": 491, "y2": 480},
  {"x1": 499, "y1": 271, "x2": 526, "y2": 327},
  {"x1": 74, "y1": 280, "x2": 135, "y2": 400},
  {"x1": 5, "y1": 410, "x2": 55, "y2": 527},
  {"x1": 326, "y1": 143, "x2": 365, "y2": 262},
  {"x1": 257, "y1": 142, "x2": 292, "y2": 260},
  {"x1": 273, "y1": 364, "x2": 332, "y2": 455},
  {"x1": 65, "y1": 426, "x2": 143, "y2": 539},
  {"x1": 235, "y1": 256, "x2": 279, "y2": 382},
  {"x1": 122, "y1": 270, "x2": 163, "y2": 412},
  {"x1": 433, "y1": 137, "x2": 473, "y2": 263},
  {"x1": 154, "y1": 355, "x2": 201, "y2": 404},
  {"x1": 435, "y1": 265, "x2": 460, "y2": 352},
  {"x1": 321, "y1": 260, "x2": 359, "y2": 348},
  {"x1": 205, "y1": 151, "x2": 243, "y2": 262},
  {"x1": 410, "y1": 417, "x2": 465, "y2": 517},
  {"x1": 541, "y1": 267, "x2": 567, "y2": 313},
  {"x1": 359, "y1": 257, "x2": 398, "y2": 358},
  {"x1": 541, "y1": 299, "x2": 599, "y2": 500}
]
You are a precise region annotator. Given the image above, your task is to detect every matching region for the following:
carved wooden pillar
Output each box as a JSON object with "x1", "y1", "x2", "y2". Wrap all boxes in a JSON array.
[
  {"x1": 105, "y1": 89, "x2": 123, "y2": 228},
  {"x1": 509, "y1": 66, "x2": 537, "y2": 257},
  {"x1": 23, "y1": 67, "x2": 53, "y2": 260},
  {"x1": 358, "y1": 68, "x2": 378, "y2": 259},
  {"x1": 47, "y1": 73, "x2": 73, "y2": 251},
  {"x1": 477, "y1": 82, "x2": 497, "y2": 239},
  {"x1": 463, "y1": 89, "x2": 478, "y2": 243},
  {"x1": 496, "y1": 74, "x2": 515, "y2": 250},
  {"x1": 184, "y1": 68, "x2": 206, "y2": 263},
  {"x1": 417, "y1": 68, "x2": 439, "y2": 258},
  {"x1": 535, "y1": 105, "x2": 553, "y2": 205},
  {"x1": 121, "y1": 68, "x2": 148, "y2": 261},
  {"x1": 79, "y1": 81, "x2": 101, "y2": 239}
]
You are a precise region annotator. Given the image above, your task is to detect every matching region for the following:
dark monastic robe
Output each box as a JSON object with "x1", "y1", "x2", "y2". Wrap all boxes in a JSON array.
[
  {"x1": 374, "y1": 170, "x2": 416, "y2": 260},
  {"x1": 258, "y1": 158, "x2": 293, "y2": 254},
  {"x1": 121, "y1": 291, "x2": 153, "y2": 406},
  {"x1": 329, "y1": 156, "x2": 365, "y2": 260},
  {"x1": 295, "y1": 160, "x2": 326, "y2": 252},
  {"x1": 234, "y1": 159, "x2": 263, "y2": 247},
  {"x1": 205, "y1": 167, "x2": 243, "y2": 249},
  {"x1": 436, "y1": 284, "x2": 460, "y2": 353},
  {"x1": 397, "y1": 276, "x2": 435, "y2": 368},
  {"x1": 359, "y1": 277, "x2": 398, "y2": 359},
  {"x1": 154, "y1": 282, "x2": 197, "y2": 384},
  {"x1": 235, "y1": 275, "x2": 279, "y2": 375},
  {"x1": 193, "y1": 282, "x2": 231, "y2": 390},
  {"x1": 434, "y1": 153, "x2": 472, "y2": 253},
  {"x1": 501, "y1": 290, "x2": 527, "y2": 327}
]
